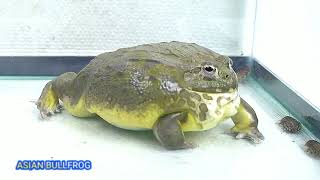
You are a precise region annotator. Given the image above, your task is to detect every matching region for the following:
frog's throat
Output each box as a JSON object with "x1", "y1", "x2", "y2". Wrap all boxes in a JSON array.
[{"x1": 187, "y1": 88, "x2": 239, "y2": 122}]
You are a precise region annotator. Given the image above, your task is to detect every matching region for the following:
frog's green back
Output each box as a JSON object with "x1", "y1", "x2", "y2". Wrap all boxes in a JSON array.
[
  {"x1": 94, "y1": 41, "x2": 221, "y2": 66},
  {"x1": 77, "y1": 42, "x2": 218, "y2": 110}
]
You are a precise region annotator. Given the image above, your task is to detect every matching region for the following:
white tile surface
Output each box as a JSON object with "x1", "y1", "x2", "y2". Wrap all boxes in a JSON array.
[{"x1": 0, "y1": 78, "x2": 319, "y2": 180}]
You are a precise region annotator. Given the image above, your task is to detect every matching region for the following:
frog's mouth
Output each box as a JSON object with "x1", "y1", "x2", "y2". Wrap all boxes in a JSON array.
[
  {"x1": 186, "y1": 74, "x2": 238, "y2": 93},
  {"x1": 190, "y1": 83, "x2": 238, "y2": 94},
  {"x1": 189, "y1": 87, "x2": 239, "y2": 108}
]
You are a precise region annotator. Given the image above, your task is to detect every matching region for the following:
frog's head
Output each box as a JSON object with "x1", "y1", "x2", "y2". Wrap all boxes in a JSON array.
[{"x1": 183, "y1": 55, "x2": 238, "y2": 93}]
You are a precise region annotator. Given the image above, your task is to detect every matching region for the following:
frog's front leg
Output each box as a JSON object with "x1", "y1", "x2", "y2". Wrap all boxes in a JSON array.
[
  {"x1": 36, "y1": 81, "x2": 60, "y2": 118},
  {"x1": 231, "y1": 98, "x2": 264, "y2": 143},
  {"x1": 36, "y1": 72, "x2": 77, "y2": 118},
  {"x1": 153, "y1": 112, "x2": 196, "y2": 150}
]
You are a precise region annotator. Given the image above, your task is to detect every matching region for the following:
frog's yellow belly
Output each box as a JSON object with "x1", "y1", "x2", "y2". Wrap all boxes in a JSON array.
[
  {"x1": 86, "y1": 94, "x2": 240, "y2": 132},
  {"x1": 62, "y1": 90, "x2": 240, "y2": 132},
  {"x1": 87, "y1": 104, "x2": 164, "y2": 130}
]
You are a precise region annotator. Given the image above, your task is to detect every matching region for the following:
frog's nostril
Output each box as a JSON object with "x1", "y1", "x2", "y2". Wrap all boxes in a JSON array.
[{"x1": 225, "y1": 74, "x2": 229, "y2": 78}]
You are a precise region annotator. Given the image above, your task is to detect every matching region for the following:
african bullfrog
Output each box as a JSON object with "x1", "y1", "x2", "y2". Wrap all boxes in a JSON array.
[{"x1": 36, "y1": 41, "x2": 264, "y2": 150}]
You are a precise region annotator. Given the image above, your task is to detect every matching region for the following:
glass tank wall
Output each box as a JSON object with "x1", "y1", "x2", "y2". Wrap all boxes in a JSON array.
[
  {"x1": 254, "y1": 0, "x2": 320, "y2": 110},
  {"x1": 0, "y1": 0, "x2": 319, "y2": 180}
]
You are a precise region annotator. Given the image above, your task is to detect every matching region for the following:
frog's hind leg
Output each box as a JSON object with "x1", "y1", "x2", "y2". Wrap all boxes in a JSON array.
[
  {"x1": 36, "y1": 72, "x2": 92, "y2": 118},
  {"x1": 153, "y1": 112, "x2": 196, "y2": 150}
]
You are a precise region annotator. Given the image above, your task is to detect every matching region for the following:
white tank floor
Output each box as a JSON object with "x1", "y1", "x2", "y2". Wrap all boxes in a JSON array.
[{"x1": 0, "y1": 77, "x2": 319, "y2": 180}]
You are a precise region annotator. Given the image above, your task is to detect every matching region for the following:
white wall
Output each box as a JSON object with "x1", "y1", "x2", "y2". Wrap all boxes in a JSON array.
[
  {"x1": 254, "y1": 0, "x2": 320, "y2": 110},
  {"x1": 0, "y1": 0, "x2": 255, "y2": 56}
]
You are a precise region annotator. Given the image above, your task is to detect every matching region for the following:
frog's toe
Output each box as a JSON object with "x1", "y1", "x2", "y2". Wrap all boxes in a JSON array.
[
  {"x1": 38, "y1": 109, "x2": 50, "y2": 119},
  {"x1": 39, "y1": 111, "x2": 47, "y2": 119},
  {"x1": 54, "y1": 104, "x2": 64, "y2": 113},
  {"x1": 233, "y1": 128, "x2": 264, "y2": 144},
  {"x1": 37, "y1": 106, "x2": 54, "y2": 119}
]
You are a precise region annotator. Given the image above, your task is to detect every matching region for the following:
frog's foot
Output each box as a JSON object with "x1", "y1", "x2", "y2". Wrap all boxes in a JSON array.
[
  {"x1": 231, "y1": 127, "x2": 264, "y2": 144},
  {"x1": 36, "y1": 100, "x2": 63, "y2": 119},
  {"x1": 35, "y1": 82, "x2": 60, "y2": 119}
]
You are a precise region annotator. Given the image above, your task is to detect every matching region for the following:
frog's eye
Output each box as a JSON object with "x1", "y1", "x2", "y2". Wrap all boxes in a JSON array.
[{"x1": 203, "y1": 65, "x2": 216, "y2": 74}]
